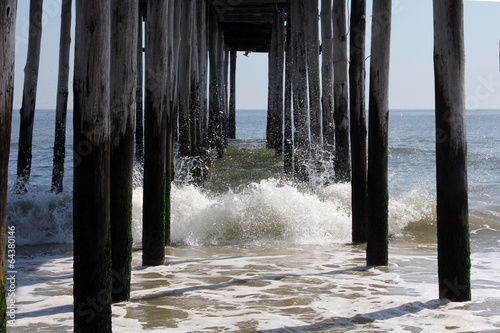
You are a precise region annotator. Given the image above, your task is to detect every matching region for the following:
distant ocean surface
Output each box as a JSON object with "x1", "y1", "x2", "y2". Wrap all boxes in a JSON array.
[{"x1": 7, "y1": 109, "x2": 500, "y2": 331}]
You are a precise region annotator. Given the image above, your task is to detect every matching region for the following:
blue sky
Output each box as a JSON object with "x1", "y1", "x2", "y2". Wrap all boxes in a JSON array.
[{"x1": 12, "y1": 0, "x2": 500, "y2": 111}]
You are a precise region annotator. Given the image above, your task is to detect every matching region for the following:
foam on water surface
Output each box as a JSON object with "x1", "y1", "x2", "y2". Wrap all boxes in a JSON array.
[{"x1": 12, "y1": 244, "x2": 500, "y2": 332}]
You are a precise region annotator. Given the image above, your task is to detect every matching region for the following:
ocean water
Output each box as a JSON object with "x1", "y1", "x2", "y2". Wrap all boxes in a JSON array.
[{"x1": 6, "y1": 109, "x2": 500, "y2": 332}]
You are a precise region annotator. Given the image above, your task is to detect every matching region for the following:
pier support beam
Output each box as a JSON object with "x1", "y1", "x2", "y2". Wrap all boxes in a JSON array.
[
  {"x1": 16, "y1": 0, "x2": 43, "y2": 192},
  {"x1": 305, "y1": 0, "x2": 322, "y2": 157},
  {"x1": 367, "y1": 0, "x2": 392, "y2": 266},
  {"x1": 321, "y1": 0, "x2": 334, "y2": 153},
  {"x1": 283, "y1": 0, "x2": 293, "y2": 174},
  {"x1": 0, "y1": 1, "x2": 17, "y2": 329},
  {"x1": 110, "y1": 0, "x2": 138, "y2": 302},
  {"x1": 433, "y1": 0, "x2": 471, "y2": 302},
  {"x1": 136, "y1": 7, "x2": 145, "y2": 161},
  {"x1": 178, "y1": 0, "x2": 194, "y2": 157},
  {"x1": 73, "y1": 0, "x2": 112, "y2": 330},
  {"x1": 208, "y1": 8, "x2": 222, "y2": 156},
  {"x1": 349, "y1": 0, "x2": 368, "y2": 243},
  {"x1": 51, "y1": 0, "x2": 72, "y2": 194},
  {"x1": 165, "y1": 0, "x2": 182, "y2": 246},
  {"x1": 229, "y1": 50, "x2": 237, "y2": 140},
  {"x1": 291, "y1": 0, "x2": 310, "y2": 181},
  {"x1": 143, "y1": 0, "x2": 169, "y2": 266},
  {"x1": 333, "y1": 0, "x2": 350, "y2": 183},
  {"x1": 266, "y1": 10, "x2": 285, "y2": 155}
]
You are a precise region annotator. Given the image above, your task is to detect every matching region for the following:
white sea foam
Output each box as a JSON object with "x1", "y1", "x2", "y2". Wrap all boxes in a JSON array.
[
  {"x1": 6, "y1": 178, "x2": 440, "y2": 246},
  {"x1": 12, "y1": 243, "x2": 500, "y2": 332}
]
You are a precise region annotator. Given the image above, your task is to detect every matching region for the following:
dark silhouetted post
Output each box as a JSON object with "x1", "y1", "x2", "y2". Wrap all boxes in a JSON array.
[
  {"x1": 136, "y1": 7, "x2": 145, "y2": 161},
  {"x1": 321, "y1": 0, "x2": 334, "y2": 152},
  {"x1": 367, "y1": 0, "x2": 391, "y2": 266},
  {"x1": 0, "y1": 1, "x2": 17, "y2": 329},
  {"x1": 433, "y1": 0, "x2": 470, "y2": 302},
  {"x1": 333, "y1": 0, "x2": 350, "y2": 183},
  {"x1": 291, "y1": 0, "x2": 310, "y2": 181},
  {"x1": 229, "y1": 50, "x2": 236, "y2": 140},
  {"x1": 73, "y1": 0, "x2": 112, "y2": 330},
  {"x1": 283, "y1": 0, "x2": 293, "y2": 174},
  {"x1": 266, "y1": 10, "x2": 285, "y2": 154},
  {"x1": 349, "y1": 0, "x2": 368, "y2": 243},
  {"x1": 178, "y1": 0, "x2": 193, "y2": 157},
  {"x1": 165, "y1": 0, "x2": 182, "y2": 246},
  {"x1": 51, "y1": 0, "x2": 72, "y2": 193},
  {"x1": 16, "y1": 0, "x2": 43, "y2": 193},
  {"x1": 143, "y1": 0, "x2": 169, "y2": 266},
  {"x1": 110, "y1": 0, "x2": 138, "y2": 302},
  {"x1": 208, "y1": 8, "x2": 224, "y2": 158},
  {"x1": 305, "y1": 0, "x2": 322, "y2": 156}
]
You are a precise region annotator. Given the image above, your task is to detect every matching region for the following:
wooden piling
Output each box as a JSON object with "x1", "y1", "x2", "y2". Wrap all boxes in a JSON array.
[
  {"x1": 283, "y1": 0, "x2": 293, "y2": 174},
  {"x1": 51, "y1": 0, "x2": 72, "y2": 194},
  {"x1": 208, "y1": 7, "x2": 224, "y2": 158},
  {"x1": 208, "y1": 7, "x2": 222, "y2": 154},
  {"x1": 223, "y1": 47, "x2": 230, "y2": 148},
  {"x1": 274, "y1": 9, "x2": 285, "y2": 155},
  {"x1": 178, "y1": 0, "x2": 194, "y2": 157},
  {"x1": 433, "y1": 0, "x2": 470, "y2": 302},
  {"x1": 165, "y1": 0, "x2": 182, "y2": 247},
  {"x1": 16, "y1": 0, "x2": 43, "y2": 193},
  {"x1": 190, "y1": 6, "x2": 199, "y2": 157},
  {"x1": 136, "y1": 8, "x2": 145, "y2": 161},
  {"x1": 349, "y1": 0, "x2": 368, "y2": 243},
  {"x1": 198, "y1": 0, "x2": 208, "y2": 147},
  {"x1": 228, "y1": 50, "x2": 237, "y2": 140},
  {"x1": 196, "y1": 0, "x2": 208, "y2": 151},
  {"x1": 216, "y1": 25, "x2": 226, "y2": 157},
  {"x1": 291, "y1": 0, "x2": 310, "y2": 181},
  {"x1": 304, "y1": 0, "x2": 322, "y2": 155},
  {"x1": 110, "y1": 0, "x2": 138, "y2": 303},
  {"x1": 0, "y1": 1, "x2": 17, "y2": 329},
  {"x1": 320, "y1": 0, "x2": 334, "y2": 152},
  {"x1": 266, "y1": 11, "x2": 284, "y2": 154},
  {"x1": 266, "y1": 20, "x2": 277, "y2": 149},
  {"x1": 367, "y1": 0, "x2": 392, "y2": 266},
  {"x1": 333, "y1": 0, "x2": 351, "y2": 183},
  {"x1": 73, "y1": 0, "x2": 112, "y2": 330},
  {"x1": 142, "y1": 0, "x2": 169, "y2": 266}
]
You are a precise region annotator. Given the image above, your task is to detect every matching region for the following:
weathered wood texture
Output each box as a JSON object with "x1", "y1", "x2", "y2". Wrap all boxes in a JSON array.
[
  {"x1": 223, "y1": 48, "x2": 229, "y2": 147},
  {"x1": 190, "y1": 2, "x2": 200, "y2": 156},
  {"x1": 0, "y1": 1, "x2": 17, "y2": 329},
  {"x1": 349, "y1": 0, "x2": 368, "y2": 243},
  {"x1": 333, "y1": 0, "x2": 350, "y2": 183},
  {"x1": 266, "y1": 24, "x2": 277, "y2": 148},
  {"x1": 143, "y1": 0, "x2": 169, "y2": 266},
  {"x1": 229, "y1": 49, "x2": 237, "y2": 139},
  {"x1": 208, "y1": 7, "x2": 222, "y2": 153},
  {"x1": 367, "y1": 0, "x2": 392, "y2": 266},
  {"x1": 283, "y1": 0, "x2": 293, "y2": 174},
  {"x1": 216, "y1": 25, "x2": 226, "y2": 157},
  {"x1": 73, "y1": 0, "x2": 112, "y2": 330},
  {"x1": 178, "y1": 0, "x2": 194, "y2": 157},
  {"x1": 433, "y1": 0, "x2": 470, "y2": 302},
  {"x1": 165, "y1": 0, "x2": 181, "y2": 246},
  {"x1": 305, "y1": 0, "x2": 322, "y2": 154},
  {"x1": 51, "y1": 0, "x2": 72, "y2": 194},
  {"x1": 16, "y1": 0, "x2": 43, "y2": 192},
  {"x1": 320, "y1": 0, "x2": 334, "y2": 152},
  {"x1": 196, "y1": 0, "x2": 208, "y2": 150},
  {"x1": 110, "y1": 0, "x2": 138, "y2": 302},
  {"x1": 266, "y1": 10, "x2": 284, "y2": 154},
  {"x1": 291, "y1": 0, "x2": 310, "y2": 181},
  {"x1": 136, "y1": 8, "x2": 145, "y2": 161},
  {"x1": 198, "y1": 0, "x2": 208, "y2": 146}
]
